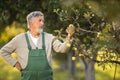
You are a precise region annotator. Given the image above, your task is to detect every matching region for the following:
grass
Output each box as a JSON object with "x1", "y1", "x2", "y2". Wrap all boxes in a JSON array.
[{"x1": 95, "y1": 64, "x2": 120, "y2": 80}]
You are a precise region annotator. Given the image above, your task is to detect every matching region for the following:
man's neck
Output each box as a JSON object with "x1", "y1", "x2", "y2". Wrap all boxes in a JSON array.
[{"x1": 29, "y1": 31, "x2": 40, "y2": 38}]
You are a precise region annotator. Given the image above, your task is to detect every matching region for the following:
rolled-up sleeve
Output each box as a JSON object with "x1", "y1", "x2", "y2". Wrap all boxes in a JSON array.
[
  {"x1": 52, "y1": 40, "x2": 69, "y2": 53},
  {"x1": 0, "y1": 37, "x2": 17, "y2": 67}
]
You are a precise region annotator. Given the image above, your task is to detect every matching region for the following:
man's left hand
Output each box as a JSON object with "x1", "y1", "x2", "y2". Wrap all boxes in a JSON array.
[{"x1": 66, "y1": 24, "x2": 75, "y2": 38}]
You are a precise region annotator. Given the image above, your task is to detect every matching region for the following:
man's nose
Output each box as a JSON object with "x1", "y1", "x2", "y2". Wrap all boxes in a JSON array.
[{"x1": 41, "y1": 21, "x2": 44, "y2": 25}]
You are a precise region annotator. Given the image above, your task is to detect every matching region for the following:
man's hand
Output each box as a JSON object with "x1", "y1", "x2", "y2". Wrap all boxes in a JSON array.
[
  {"x1": 66, "y1": 24, "x2": 75, "y2": 39},
  {"x1": 15, "y1": 62, "x2": 22, "y2": 71}
]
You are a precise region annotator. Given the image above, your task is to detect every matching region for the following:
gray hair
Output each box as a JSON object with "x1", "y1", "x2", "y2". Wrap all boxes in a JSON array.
[{"x1": 26, "y1": 11, "x2": 44, "y2": 28}]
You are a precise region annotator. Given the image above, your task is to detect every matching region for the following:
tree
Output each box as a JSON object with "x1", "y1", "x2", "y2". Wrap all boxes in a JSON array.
[{"x1": 53, "y1": 1, "x2": 120, "y2": 80}]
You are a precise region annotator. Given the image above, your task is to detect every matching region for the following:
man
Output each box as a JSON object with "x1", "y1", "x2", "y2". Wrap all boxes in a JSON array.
[{"x1": 0, "y1": 11, "x2": 75, "y2": 80}]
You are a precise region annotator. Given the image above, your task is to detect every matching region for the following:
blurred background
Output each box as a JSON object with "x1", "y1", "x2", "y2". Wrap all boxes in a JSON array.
[{"x1": 0, "y1": 0, "x2": 120, "y2": 80}]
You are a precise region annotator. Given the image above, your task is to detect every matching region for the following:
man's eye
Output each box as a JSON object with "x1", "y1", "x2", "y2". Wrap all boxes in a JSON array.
[{"x1": 39, "y1": 19, "x2": 44, "y2": 22}]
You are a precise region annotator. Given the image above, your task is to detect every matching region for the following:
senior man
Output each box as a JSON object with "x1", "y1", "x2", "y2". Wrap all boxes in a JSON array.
[{"x1": 0, "y1": 11, "x2": 74, "y2": 80}]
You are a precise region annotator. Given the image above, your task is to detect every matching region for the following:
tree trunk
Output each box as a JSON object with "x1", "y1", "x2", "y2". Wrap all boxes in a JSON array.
[
  {"x1": 67, "y1": 50, "x2": 76, "y2": 80},
  {"x1": 85, "y1": 61, "x2": 95, "y2": 80}
]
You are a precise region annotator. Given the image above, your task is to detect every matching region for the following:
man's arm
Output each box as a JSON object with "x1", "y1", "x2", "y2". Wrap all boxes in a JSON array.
[
  {"x1": 0, "y1": 37, "x2": 22, "y2": 71},
  {"x1": 52, "y1": 38, "x2": 71, "y2": 53}
]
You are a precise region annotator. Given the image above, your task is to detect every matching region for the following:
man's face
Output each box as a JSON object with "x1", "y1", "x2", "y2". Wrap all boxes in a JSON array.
[{"x1": 29, "y1": 16, "x2": 44, "y2": 33}]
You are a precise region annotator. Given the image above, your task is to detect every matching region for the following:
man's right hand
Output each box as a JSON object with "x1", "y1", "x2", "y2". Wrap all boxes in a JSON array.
[{"x1": 15, "y1": 62, "x2": 22, "y2": 72}]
